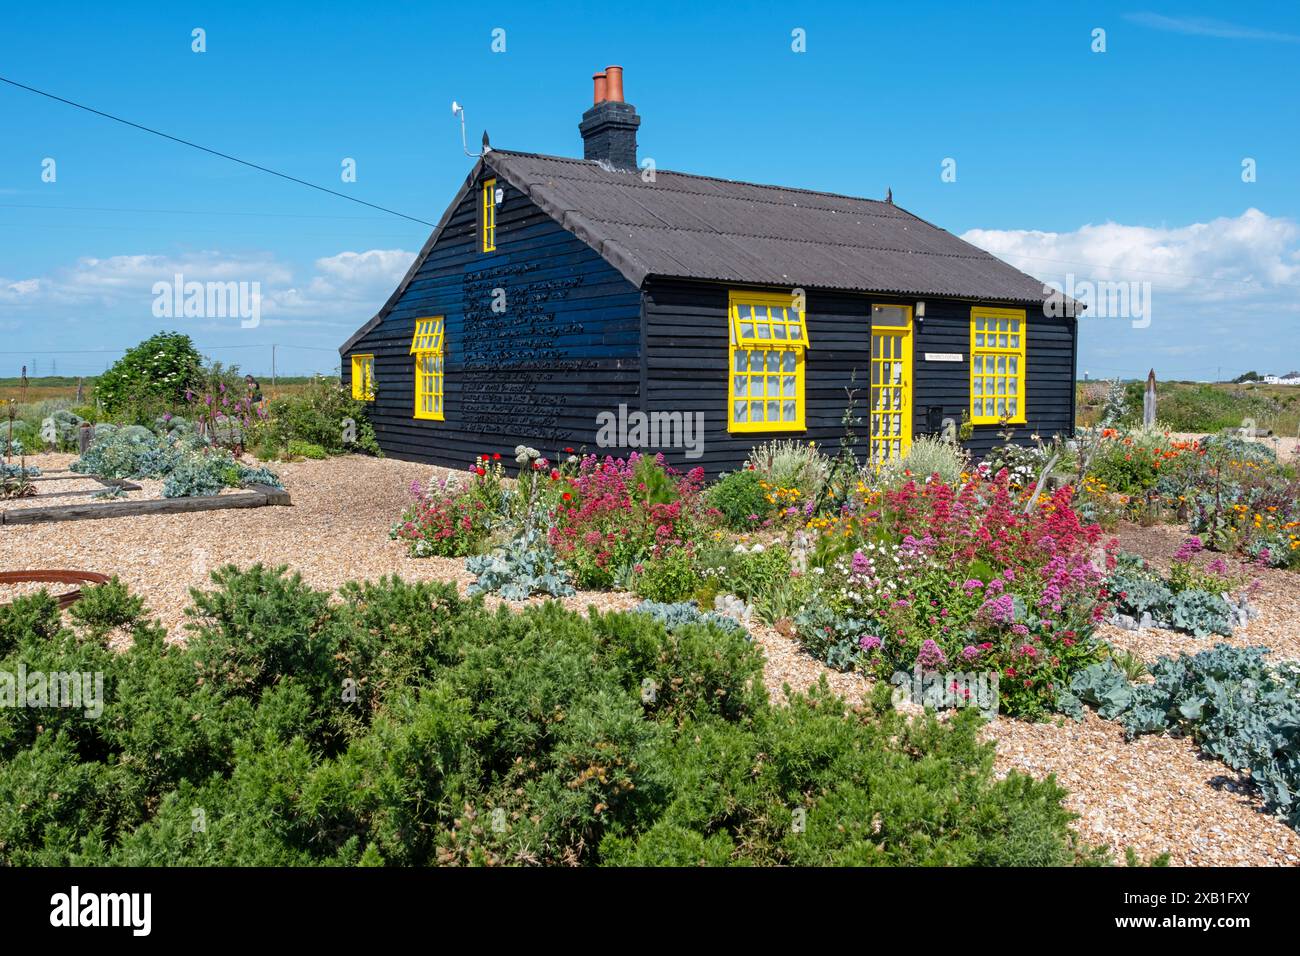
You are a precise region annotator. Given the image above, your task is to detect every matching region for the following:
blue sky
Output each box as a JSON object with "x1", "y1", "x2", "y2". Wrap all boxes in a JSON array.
[{"x1": 1, "y1": 1, "x2": 1297, "y2": 378}]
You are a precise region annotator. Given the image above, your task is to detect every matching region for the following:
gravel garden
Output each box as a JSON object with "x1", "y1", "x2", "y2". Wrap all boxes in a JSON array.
[{"x1": 4, "y1": 366, "x2": 1300, "y2": 866}]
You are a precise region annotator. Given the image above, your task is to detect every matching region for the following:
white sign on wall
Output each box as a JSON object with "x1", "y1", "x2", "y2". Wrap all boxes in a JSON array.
[{"x1": 924, "y1": 352, "x2": 964, "y2": 362}]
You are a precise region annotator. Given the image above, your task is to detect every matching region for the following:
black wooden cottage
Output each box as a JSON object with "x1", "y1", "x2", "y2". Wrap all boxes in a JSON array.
[{"x1": 341, "y1": 67, "x2": 1077, "y2": 474}]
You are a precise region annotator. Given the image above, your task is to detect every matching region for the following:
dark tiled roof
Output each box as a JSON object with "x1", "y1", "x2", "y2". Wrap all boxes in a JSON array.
[{"x1": 485, "y1": 149, "x2": 1055, "y2": 304}]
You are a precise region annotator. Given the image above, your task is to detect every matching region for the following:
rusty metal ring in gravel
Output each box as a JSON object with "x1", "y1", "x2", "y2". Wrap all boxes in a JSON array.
[{"x1": 0, "y1": 570, "x2": 113, "y2": 609}]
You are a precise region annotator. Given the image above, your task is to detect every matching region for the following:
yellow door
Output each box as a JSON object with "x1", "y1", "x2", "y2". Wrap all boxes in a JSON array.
[{"x1": 869, "y1": 305, "x2": 913, "y2": 467}]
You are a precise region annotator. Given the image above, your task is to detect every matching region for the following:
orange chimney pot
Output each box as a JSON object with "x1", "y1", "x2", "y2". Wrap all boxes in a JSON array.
[
  {"x1": 604, "y1": 65, "x2": 624, "y2": 103},
  {"x1": 592, "y1": 71, "x2": 607, "y2": 104}
]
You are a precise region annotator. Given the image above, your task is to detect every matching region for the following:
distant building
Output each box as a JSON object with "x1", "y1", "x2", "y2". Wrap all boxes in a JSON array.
[{"x1": 1264, "y1": 371, "x2": 1300, "y2": 385}]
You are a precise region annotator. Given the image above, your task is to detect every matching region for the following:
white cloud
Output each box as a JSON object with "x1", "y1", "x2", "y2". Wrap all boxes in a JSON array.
[
  {"x1": 961, "y1": 208, "x2": 1300, "y2": 304},
  {"x1": 1124, "y1": 13, "x2": 1300, "y2": 43},
  {"x1": 963, "y1": 209, "x2": 1300, "y2": 379},
  {"x1": 0, "y1": 248, "x2": 415, "y2": 319}
]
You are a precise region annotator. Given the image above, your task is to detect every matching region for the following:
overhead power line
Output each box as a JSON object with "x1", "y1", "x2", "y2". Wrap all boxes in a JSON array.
[{"x1": 0, "y1": 75, "x2": 436, "y2": 228}]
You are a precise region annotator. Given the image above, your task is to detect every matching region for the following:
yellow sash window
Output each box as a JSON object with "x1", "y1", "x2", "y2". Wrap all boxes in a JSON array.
[
  {"x1": 350, "y1": 353, "x2": 375, "y2": 401},
  {"x1": 727, "y1": 292, "x2": 809, "y2": 432},
  {"x1": 970, "y1": 307, "x2": 1026, "y2": 424},
  {"x1": 411, "y1": 317, "x2": 445, "y2": 421}
]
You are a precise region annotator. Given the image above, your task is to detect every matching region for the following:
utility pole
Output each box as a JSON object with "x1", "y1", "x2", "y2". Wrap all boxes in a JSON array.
[{"x1": 271, "y1": 344, "x2": 278, "y2": 388}]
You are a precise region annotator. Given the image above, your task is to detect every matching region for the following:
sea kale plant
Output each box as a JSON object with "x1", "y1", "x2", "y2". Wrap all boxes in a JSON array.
[
  {"x1": 1106, "y1": 542, "x2": 1252, "y2": 638},
  {"x1": 1061, "y1": 645, "x2": 1300, "y2": 831},
  {"x1": 69, "y1": 423, "x2": 281, "y2": 498}
]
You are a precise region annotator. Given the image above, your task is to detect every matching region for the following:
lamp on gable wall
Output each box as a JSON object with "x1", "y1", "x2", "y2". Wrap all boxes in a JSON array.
[{"x1": 915, "y1": 301, "x2": 926, "y2": 329}]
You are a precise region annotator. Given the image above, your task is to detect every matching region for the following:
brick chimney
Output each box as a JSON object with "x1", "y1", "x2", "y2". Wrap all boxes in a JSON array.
[{"x1": 579, "y1": 65, "x2": 640, "y2": 170}]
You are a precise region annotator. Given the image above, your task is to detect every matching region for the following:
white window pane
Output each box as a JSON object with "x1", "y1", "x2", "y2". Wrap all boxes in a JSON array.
[
  {"x1": 766, "y1": 352, "x2": 780, "y2": 372},
  {"x1": 734, "y1": 375, "x2": 748, "y2": 396},
  {"x1": 734, "y1": 401, "x2": 748, "y2": 421},
  {"x1": 1008, "y1": 356, "x2": 1018, "y2": 373},
  {"x1": 734, "y1": 351, "x2": 747, "y2": 372},
  {"x1": 751, "y1": 401, "x2": 764, "y2": 420},
  {"x1": 782, "y1": 400, "x2": 796, "y2": 421},
  {"x1": 782, "y1": 351, "x2": 796, "y2": 372},
  {"x1": 782, "y1": 374, "x2": 796, "y2": 396},
  {"x1": 975, "y1": 333, "x2": 985, "y2": 347},
  {"x1": 749, "y1": 352, "x2": 764, "y2": 372},
  {"x1": 773, "y1": 324, "x2": 788, "y2": 340},
  {"x1": 997, "y1": 398, "x2": 1007, "y2": 415},
  {"x1": 1007, "y1": 398, "x2": 1018, "y2": 416},
  {"x1": 767, "y1": 400, "x2": 779, "y2": 421},
  {"x1": 740, "y1": 322, "x2": 754, "y2": 338}
]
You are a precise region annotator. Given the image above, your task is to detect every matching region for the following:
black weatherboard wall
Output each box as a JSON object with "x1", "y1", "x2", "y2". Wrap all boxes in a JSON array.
[
  {"x1": 643, "y1": 280, "x2": 1077, "y2": 473},
  {"x1": 342, "y1": 170, "x2": 643, "y2": 464}
]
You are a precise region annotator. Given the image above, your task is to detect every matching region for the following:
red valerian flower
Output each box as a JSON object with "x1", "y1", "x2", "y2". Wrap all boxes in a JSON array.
[{"x1": 475, "y1": 467, "x2": 486, "y2": 476}]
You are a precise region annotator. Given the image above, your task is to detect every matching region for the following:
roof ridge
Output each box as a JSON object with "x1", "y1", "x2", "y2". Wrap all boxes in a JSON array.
[{"x1": 488, "y1": 148, "x2": 904, "y2": 212}]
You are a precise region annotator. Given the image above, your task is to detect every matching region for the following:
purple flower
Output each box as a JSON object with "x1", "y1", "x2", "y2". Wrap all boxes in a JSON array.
[
  {"x1": 962, "y1": 579, "x2": 984, "y2": 592},
  {"x1": 1174, "y1": 536, "x2": 1204, "y2": 563},
  {"x1": 850, "y1": 550, "x2": 871, "y2": 576},
  {"x1": 915, "y1": 639, "x2": 948, "y2": 670},
  {"x1": 859, "y1": 635, "x2": 883, "y2": 652},
  {"x1": 960, "y1": 645, "x2": 981, "y2": 661},
  {"x1": 979, "y1": 594, "x2": 1016, "y2": 625}
]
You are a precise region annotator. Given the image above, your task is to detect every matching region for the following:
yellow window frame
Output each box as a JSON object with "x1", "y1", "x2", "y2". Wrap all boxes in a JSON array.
[
  {"x1": 969, "y1": 307, "x2": 1027, "y2": 424},
  {"x1": 726, "y1": 291, "x2": 809, "y2": 433},
  {"x1": 411, "y1": 317, "x2": 445, "y2": 421},
  {"x1": 481, "y1": 178, "x2": 497, "y2": 252},
  {"x1": 350, "y1": 353, "x2": 375, "y2": 401}
]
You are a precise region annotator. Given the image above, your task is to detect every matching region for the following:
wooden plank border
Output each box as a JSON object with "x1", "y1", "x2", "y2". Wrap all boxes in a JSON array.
[{"x1": 0, "y1": 484, "x2": 290, "y2": 525}]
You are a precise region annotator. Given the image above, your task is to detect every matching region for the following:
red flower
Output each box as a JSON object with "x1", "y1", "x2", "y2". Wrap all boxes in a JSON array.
[
  {"x1": 475, "y1": 467, "x2": 486, "y2": 476},
  {"x1": 562, "y1": 492, "x2": 572, "y2": 501},
  {"x1": 492, "y1": 452, "x2": 501, "y2": 460},
  {"x1": 551, "y1": 469, "x2": 560, "y2": 480}
]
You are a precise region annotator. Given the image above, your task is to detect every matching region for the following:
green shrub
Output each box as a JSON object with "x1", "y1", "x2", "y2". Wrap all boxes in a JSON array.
[
  {"x1": 878, "y1": 435, "x2": 970, "y2": 487},
  {"x1": 747, "y1": 439, "x2": 830, "y2": 499},
  {"x1": 256, "y1": 377, "x2": 380, "y2": 457},
  {"x1": 633, "y1": 550, "x2": 700, "y2": 603},
  {"x1": 0, "y1": 569, "x2": 1095, "y2": 866},
  {"x1": 287, "y1": 439, "x2": 328, "y2": 460},
  {"x1": 95, "y1": 332, "x2": 202, "y2": 415},
  {"x1": 704, "y1": 469, "x2": 770, "y2": 530}
]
